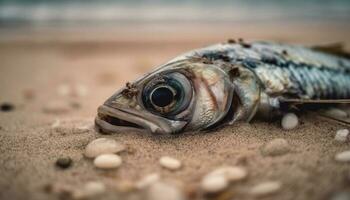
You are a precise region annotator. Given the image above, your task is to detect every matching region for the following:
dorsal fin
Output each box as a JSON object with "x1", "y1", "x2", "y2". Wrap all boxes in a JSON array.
[{"x1": 311, "y1": 43, "x2": 350, "y2": 59}]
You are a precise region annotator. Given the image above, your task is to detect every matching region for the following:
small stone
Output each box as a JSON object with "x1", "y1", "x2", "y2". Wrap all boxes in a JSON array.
[
  {"x1": 0, "y1": 103, "x2": 15, "y2": 112},
  {"x1": 201, "y1": 173, "x2": 228, "y2": 193},
  {"x1": 72, "y1": 181, "x2": 106, "y2": 199},
  {"x1": 249, "y1": 181, "x2": 282, "y2": 196},
  {"x1": 335, "y1": 151, "x2": 350, "y2": 162},
  {"x1": 146, "y1": 181, "x2": 185, "y2": 200},
  {"x1": 75, "y1": 84, "x2": 88, "y2": 97},
  {"x1": 159, "y1": 156, "x2": 182, "y2": 170},
  {"x1": 136, "y1": 173, "x2": 160, "y2": 189},
  {"x1": 335, "y1": 129, "x2": 349, "y2": 142},
  {"x1": 43, "y1": 101, "x2": 71, "y2": 114},
  {"x1": 57, "y1": 84, "x2": 72, "y2": 97},
  {"x1": 55, "y1": 157, "x2": 72, "y2": 169},
  {"x1": 51, "y1": 119, "x2": 61, "y2": 129},
  {"x1": 84, "y1": 138, "x2": 125, "y2": 158},
  {"x1": 207, "y1": 166, "x2": 248, "y2": 182},
  {"x1": 324, "y1": 108, "x2": 348, "y2": 119},
  {"x1": 94, "y1": 154, "x2": 122, "y2": 169},
  {"x1": 281, "y1": 113, "x2": 299, "y2": 130},
  {"x1": 262, "y1": 138, "x2": 290, "y2": 156}
]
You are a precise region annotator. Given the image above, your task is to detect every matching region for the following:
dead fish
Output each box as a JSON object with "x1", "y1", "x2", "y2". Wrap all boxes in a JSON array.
[{"x1": 95, "y1": 40, "x2": 350, "y2": 134}]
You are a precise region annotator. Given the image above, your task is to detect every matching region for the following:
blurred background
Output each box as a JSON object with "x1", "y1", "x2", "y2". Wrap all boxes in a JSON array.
[{"x1": 1, "y1": 0, "x2": 350, "y2": 114}]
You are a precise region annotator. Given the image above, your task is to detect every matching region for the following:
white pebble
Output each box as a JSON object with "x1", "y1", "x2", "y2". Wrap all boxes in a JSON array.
[
  {"x1": 43, "y1": 101, "x2": 71, "y2": 114},
  {"x1": 335, "y1": 129, "x2": 349, "y2": 142},
  {"x1": 94, "y1": 154, "x2": 122, "y2": 169},
  {"x1": 136, "y1": 173, "x2": 160, "y2": 189},
  {"x1": 324, "y1": 108, "x2": 348, "y2": 119},
  {"x1": 146, "y1": 181, "x2": 185, "y2": 200},
  {"x1": 51, "y1": 119, "x2": 61, "y2": 129},
  {"x1": 73, "y1": 181, "x2": 106, "y2": 199},
  {"x1": 159, "y1": 156, "x2": 182, "y2": 170},
  {"x1": 201, "y1": 174, "x2": 228, "y2": 193},
  {"x1": 262, "y1": 138, "x2": 290, "y2": 156},
  {"x1": 335, "y1": 151, "x2": 350, "y2": 162},
  {"x1": 249, "y1": 181, "x2": 282, "y2": 196},
  {"x1": 75, "y1": 84, "x2": 88, "y2": 97},
  {"x1": 84, "y1": 138, "x2": 125, "y2": 158},
  {"x1": 207, "y1": 166, "x2": 247, "y2": 182},
  {"x1": 281, "y1": 113, "x2": 299, "y2": 130},
  {"x1": 57, "y1": 84, "x2": 72, "y2": 97}
]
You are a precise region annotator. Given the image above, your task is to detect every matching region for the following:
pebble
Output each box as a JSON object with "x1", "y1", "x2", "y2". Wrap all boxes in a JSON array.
[
  {"x1": 0, "y1": 103, "x2": 15, "y2": 112},
  {"x1": 335, "y1": 129, "x2": 349, "y2": 142},
  {"x1": 72, "y1": 181, "x2": 106, "y2": 199},
  {"x1": 75, "y1": 84, "x2": 88, "y2": 97},
  {"x1": 94, "y1": 154, "x2": 122, "y2": 169},
  {"x1": 200, "y1": 166, "x2": 247, "y2": 193},
  {"x1": 335, "y1": 151, "x2": 350, "y2": 162},
  {"x1": 324, "y1": 108, "x2": 348, "y2": 119},
  {"x1": 159, "y1": 156, "x2": 182, "y2": 170},
  {"x1": 262, "y1": 138, "x2": 290, "y2": 156},
  {"x1": 281, "y1": 113, "x2": 299, "y2": 130},
  {"x1": 208, "y1": 166, "x2": 248, "y2": 182},
  {"x1": 249, "y1": 181, "x2": 282, "y2": 196},
  {"x1": 43, "y1": 101, "x2": 71, "y2": 114},
  {"x1": 57, "y1": 84, "x2": 72, "y2": 97},
  {"x1": 136, "y1": 173, "x2": 160, "y2": 189},
  {"x1": 55, "y1": 157, "x2": 72, "y2": 169},
  {"x1": 84, "y1": 138, "x2": 125, "y2": 158},
  {"x1": 146, "y1": 181, "x2": 185, "y2": 200},
  {"x1": 201, "y1": 173, "x2": 228, "y2": 193},
  {"x1": 51, "y1": 119, "x2": 61, "y2": 129}
]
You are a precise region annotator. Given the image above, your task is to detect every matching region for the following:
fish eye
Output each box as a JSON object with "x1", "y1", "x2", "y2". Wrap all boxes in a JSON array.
[
  {"x1": 142, "y1": 72, "x2": 192, "y2": 117},
  {"x1": 150, "y1": 86, "x2": 176, "y2": 108}
]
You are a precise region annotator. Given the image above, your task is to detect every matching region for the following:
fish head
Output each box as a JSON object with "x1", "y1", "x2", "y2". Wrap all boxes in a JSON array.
[{"x1": 95, "y1": 58, "x2": 243, "y2": 134}]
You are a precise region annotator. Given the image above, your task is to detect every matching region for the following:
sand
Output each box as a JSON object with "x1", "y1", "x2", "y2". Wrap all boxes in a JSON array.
[{"x1": 1, "y1": 23, "x2": 350, "y2": 200}]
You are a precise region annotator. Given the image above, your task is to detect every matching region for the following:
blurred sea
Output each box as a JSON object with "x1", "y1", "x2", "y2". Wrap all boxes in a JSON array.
[{"x1": 0, "y1": 0, "x2": 350, "y2": 27}]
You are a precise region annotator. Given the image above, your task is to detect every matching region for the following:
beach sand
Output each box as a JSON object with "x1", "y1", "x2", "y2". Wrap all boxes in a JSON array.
[{"x1": 1, "y1": 23, "x2": 350, "y2": 200}]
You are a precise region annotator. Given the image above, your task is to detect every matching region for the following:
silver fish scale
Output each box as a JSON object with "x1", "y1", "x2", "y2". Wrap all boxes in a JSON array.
[{"x1": 186, "y1": 42, "x2": 350, "y2": 100}]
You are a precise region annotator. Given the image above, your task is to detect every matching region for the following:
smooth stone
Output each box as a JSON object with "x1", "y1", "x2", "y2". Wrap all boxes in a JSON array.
[
  {"x1": 43, "y1": 101, "x2": 71, "y2": 114},
  {"x1": 57, "y1": 84, "x2": 72, "y2": 97},
  {"x1": 335, "y1": 151, "x2": 350, "y2": 162},
  {"x1": 201, "y1": 173, "x2": 229, "y2": 193},
  {"x1": 324, "y1": 108, "x2": 348, "y2": 119},
  {"x1": 146, "y1": 181, "x2": 185, "y2": 200},
  {"x1": 55, "y1": 157, "x2": 72, "y2": 169},
  {"x1": 249, "y1": 181, "x2": 282, "y2": 196},
  {"x1": 281, "y1": 113, "x2": 299, "y2": 130},
  {"x1": 209, "y1": 166, "x2": 247, "y2": 182},
  {"x1": 159, "y1": 156, "x2": 182, "y2": 170},
  {"x1": 335, "y1": 129, "x2": 349, "y2": 142},
  {"x1": 262, "y1": 138, "x2": 290, "y2": 156},
  {"x1": 94, "y1": 154, "x2": 122, "y2": 169},
  {"x1": 84, "y1": 138, "x2": 125, "y2": 158},
  {"x1": 136, "y1": 173, "x2": 160, "y2": 189},
  {"x1": 73, "y1": 181, "x2": 106, "y2": 199},
  {"x1": 0, "y1": 102, "x2": 15, "y2": 112},
  {"x1": 51, "y1": 119, "x2": 61, "y2": 129}
]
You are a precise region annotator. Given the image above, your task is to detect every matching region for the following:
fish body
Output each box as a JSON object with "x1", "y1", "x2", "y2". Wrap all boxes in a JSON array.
[{"x1": 96, "y1": 41, "x2": 350, "y2": 134}]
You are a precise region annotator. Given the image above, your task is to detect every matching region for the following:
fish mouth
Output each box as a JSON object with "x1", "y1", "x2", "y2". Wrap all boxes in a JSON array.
[{"x1": 95, "y1": 105, "x2": 171, "y2": 134}]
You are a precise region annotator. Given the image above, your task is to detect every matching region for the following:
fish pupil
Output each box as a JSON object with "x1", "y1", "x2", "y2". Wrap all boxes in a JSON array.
[{"x1": 151, "y1": 87, "x2": 174, "y2": 107}]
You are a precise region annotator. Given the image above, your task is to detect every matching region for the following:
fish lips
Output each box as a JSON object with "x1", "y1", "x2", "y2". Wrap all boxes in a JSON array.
[{"x1": 95, "y1": 104, "x2": 187, "y2": 134}]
